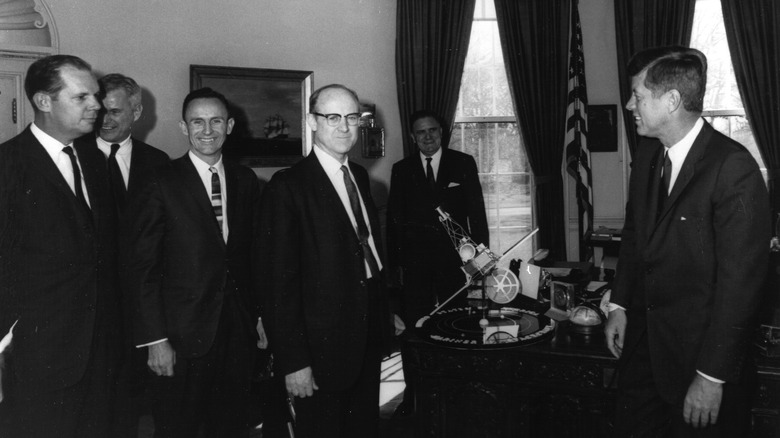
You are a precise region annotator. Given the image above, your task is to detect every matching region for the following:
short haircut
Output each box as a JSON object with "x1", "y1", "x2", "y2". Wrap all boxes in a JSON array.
[
  {"x1": 309, "y1": 84, "x2": 359, "y2": 113},
  {"x1": 627, "y1": 46, "x2": 707, "y2": 113},
  {"x1": 99, "y1": 73, "x2": 142, "y2": 107},
  {"x1": 409, "y1": 109, "x2": 444, "y2": 132},
  {"x1": 24, "y1": 54, "x2": 92, "y2": 106},
  {"x1": 181, "y1": 87, "x2": 230, "y2": 120}
]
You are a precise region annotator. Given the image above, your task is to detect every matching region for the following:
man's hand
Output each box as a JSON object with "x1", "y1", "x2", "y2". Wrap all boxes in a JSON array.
[
  {"x1": 148, "y1": 341, "x2": 176, "y2": 377},
  {"x1": 286, "y1": 367, "x2": 318, "y2": 398},
  {"x1": 683, "y1": 374, "x2": 723, "y2": 428},
  {"x1": 256, "y1": 319, "x2": 268, "y2": 349},
  {"x1": 605, "y1": 308, "x2": 626, "y2": 359}
]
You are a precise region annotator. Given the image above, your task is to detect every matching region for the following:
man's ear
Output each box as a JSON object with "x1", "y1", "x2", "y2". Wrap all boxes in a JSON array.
[
  {"x1": 226, "y1": 118, "x2": 235, "y2": 135},
  {"x1": 179, "y1": 120, "x2": 188, "y2": 136},
  {"x1": 306, "y1": 113, "x2": 318, "y2": 131},
  {"x1": 32, "y1": 92, "x2": 51, "y2": 113},
  {"x1": 409, "y1": 132, "x2": 417, "y2": 145},
  {"x1": 666, "y1": 89, "x2": 683, "y2": 113},
  {"x1": 132, "y1": 104, "x2": 143, "y2": 122}
]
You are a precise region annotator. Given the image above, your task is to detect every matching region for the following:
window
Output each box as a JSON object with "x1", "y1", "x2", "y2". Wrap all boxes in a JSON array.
[
  {"x1": 450, "y1": 0, "x2": 534, "y2": 259},
  {"x1": 690, "y1": 0, "x2": 766, "y2": 176}
]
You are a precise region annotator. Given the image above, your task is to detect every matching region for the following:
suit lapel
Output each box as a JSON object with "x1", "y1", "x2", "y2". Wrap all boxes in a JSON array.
[
  {"x1": 657, "y1": 122, "x2": 710, "y2": 222},
  {"x1": 175, "y1": 156, "x2": 225, "y2": 247},
  {"x1": 224, "y1": 161, "x2": 239, "y2": 247},
  {"x1": 21, "y1": 129, "x2": 84, "y2": 206},
  {"x1": 306, "y1": 153, "x2": 358, "y2": 236},
  {"x1": 74, "y1": 140, "x2": 106, "y2": 224}
]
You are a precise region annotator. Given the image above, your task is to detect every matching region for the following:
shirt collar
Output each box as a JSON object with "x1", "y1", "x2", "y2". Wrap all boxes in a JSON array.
[
  {"x1": 31, "y1": 122, "x2": 73, "y2": 163},
  {"x1": 313, "y1": 143, "x2": 349, "y2": 177},
  {"x1": 666, "y1": 118, "x2": 704, "y2": 164},
  {"x1": 419, "y1": 147, "x2": 442, "y2": 166},
  {"x1": 97, "y1": 135, "x2": 132, "y2": 153},
  {"x1": 188, "y1": 150, "x2": 223, "y2": 174}
]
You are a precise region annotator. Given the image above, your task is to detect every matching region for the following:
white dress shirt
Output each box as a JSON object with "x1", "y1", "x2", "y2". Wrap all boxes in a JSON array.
[
  {"x1": 189, "y1": 151, "x2": 228, "y2": 242},
  {"x1": 31, "y1": 122, "x2": 90, "y2": 207},
  {"x1": 97, "y1": 135, "x2": 133, "y2": 188},
  {"x1": 420, "y1": 147, "x2": 442, "y2": 180},
  {"x1": 312, "y1": 145, "x2": 383, "y2": 278}
]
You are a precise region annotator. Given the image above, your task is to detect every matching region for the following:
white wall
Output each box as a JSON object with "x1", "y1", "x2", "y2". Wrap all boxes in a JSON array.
[
  {"x1": 42, "y1": 0, "x2": 628, "y2": 257},
  {"x1": 46, "y1": 0, "x2": 401, "y2": 208}
]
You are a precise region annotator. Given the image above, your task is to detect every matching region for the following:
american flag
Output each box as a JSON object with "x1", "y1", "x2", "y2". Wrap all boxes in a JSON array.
[{"x1": 564, "y1": 0, "x2": 594, "y2": 261}]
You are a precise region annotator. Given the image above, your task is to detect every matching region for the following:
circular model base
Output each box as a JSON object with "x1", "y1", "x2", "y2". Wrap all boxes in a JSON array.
[{"x1": 419, "y1": 307, "x2": 555, "y2": 349}]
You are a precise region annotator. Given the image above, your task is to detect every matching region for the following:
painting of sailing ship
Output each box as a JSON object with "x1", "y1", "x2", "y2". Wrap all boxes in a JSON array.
[{"x1": 190, "y1": 65, "x2": 312, "y2": 167}]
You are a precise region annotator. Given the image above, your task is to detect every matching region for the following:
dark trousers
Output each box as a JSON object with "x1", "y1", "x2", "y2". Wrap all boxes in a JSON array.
[
  {"x1": 149, "y1": 294, "x2": 255, "y2": 438},
  {"x1": 615, "y1": 330, "x2": 752, "y2": 438},
  {"x1": 293, "y1": 278, "x2": 383, "y2": 438},
  {"x1": 112, "y1": 345, "x2": 151, "y2": 437},
  {"x1": 0, "y1": 329, "x2": 115, "y2": 438}
]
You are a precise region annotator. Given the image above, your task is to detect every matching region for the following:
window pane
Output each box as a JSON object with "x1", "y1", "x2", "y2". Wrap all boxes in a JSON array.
[
  {"x1": 691, "y1": 0, "x2": 765, "y2": 170},
  {"x1": 457, "y1": 20, "x2": 511, "y2": 118},
  {"x1": 453, "y1": 0, "x2": 534, "y2": 255}
]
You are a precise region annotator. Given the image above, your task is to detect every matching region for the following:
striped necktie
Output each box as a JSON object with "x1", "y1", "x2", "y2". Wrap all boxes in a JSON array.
[{"x1": 209, "y1": 167, "x2": 224, "y2": 235}]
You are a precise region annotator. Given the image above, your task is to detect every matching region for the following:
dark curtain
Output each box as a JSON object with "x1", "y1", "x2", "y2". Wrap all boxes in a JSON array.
[
  {"x1": 494, "y1": 0, "x2": 570, "y2": 260},
  {"x1": 615, "y1": 0, "x2": 696, "y2": 157},
  {"x1": 722, "y1": 0, "x2": 780, "y2": 215},
  {"x1": 395, "y1": 0, "x2": 476, "y2": 155}
]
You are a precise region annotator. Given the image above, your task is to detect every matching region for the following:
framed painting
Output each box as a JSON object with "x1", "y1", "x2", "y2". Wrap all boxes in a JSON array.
[{"x1": 190, "y1": 65, "x2": 312, "y2": 167}]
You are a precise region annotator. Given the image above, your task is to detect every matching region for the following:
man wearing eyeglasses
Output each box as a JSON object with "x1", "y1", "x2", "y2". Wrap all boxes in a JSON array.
[{"x1": 258, "y1": 84, "x2": 392, "y2": 438}]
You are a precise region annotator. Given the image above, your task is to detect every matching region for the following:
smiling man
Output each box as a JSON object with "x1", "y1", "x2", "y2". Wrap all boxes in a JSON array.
[
  {"x1": 605, "y1": 46, "x2": 769, "y2": 437},
  {"x1": 123, "y1": 87, "x2": 267, "y2": 437},
  {"x1": 86, "y1": 74, "x2": 169, "y2": 211},
  {"x1": 258, "y1": 84, "x2": 392, "y2": 437},
  {"x1": 0, "y1": 55, "x2": 121, "y2": 438},
  {"x1": 74, "y1": 73, "x2": 169, "y2": 438}
]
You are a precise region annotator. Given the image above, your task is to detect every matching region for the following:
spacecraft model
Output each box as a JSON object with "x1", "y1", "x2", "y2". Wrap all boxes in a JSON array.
[{"x1": 415, "y1": 207, "x2": 539, "y2": 328}]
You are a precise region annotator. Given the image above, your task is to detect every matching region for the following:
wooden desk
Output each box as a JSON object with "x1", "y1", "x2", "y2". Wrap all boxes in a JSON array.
[{"x1": 405, "y1": 321, "x2": 617, "y2": 437}]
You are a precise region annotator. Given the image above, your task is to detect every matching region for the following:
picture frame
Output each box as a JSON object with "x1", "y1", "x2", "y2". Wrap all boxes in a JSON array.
[
  {"x1": 587, "y1": 104, "x2": 618, "y2": 152},
  {"x1": 190, "y1": 65, "x2": 312, "y2": 167},
  {"x1": 360, "y1": 127, "x2": 385, "y2": 158}
]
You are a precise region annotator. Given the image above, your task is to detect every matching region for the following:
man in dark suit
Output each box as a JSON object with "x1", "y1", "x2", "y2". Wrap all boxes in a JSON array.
[
  {"x1": 259, "y1": 84, "x2": 391, "y2": 438},
  {"x1": 90, "y1": 73, "x2": 169, "y2": 203},
  {"x1": 605, "y1": 46, "x2": 770, "y2": 436},
  {"x1": 387, "y1": 109, "x2": 488, "y2": 415},
  {"x1": 76, "y1": 73, "x2": 169, "y2": 437},
  {"x1": 123, "y1": 87, "x2": 266, "y2": 438},
  {"x1": 0, "y1": 55, "x2": 121, "y2": 438}
]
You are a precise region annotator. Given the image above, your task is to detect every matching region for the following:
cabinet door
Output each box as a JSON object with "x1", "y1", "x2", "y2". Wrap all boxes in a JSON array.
[{"x1": 0, "y1": 57, "x2": 36, "y2": 143}]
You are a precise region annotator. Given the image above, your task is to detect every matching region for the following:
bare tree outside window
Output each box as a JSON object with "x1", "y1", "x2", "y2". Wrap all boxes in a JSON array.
[
  {"x1": 451, "y1": 0, "x2": 534, "y2": 258},
  {"x1": 690, "y1": 0, "x2": 766, "y2": 175}
]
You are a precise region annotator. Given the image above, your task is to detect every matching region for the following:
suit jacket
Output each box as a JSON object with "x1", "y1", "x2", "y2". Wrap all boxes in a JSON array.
[
  {"x1": 0, "y1": 126, "x2": 120, "y2": 393},
  {"x1": 612, "y1": 121, "x2": 770, "y2": 403},
  {"x1": 75, "y1": 134, "x2": 170, "y2": 196},
  {"x1": 126, "y1": 138, "x2": 170, "y2": 195},
  {"x1": 387, "y1": 148, "x2": 489, "y2": 270},
  {"x1": 258, "y1": 152, "x2": 391, "y2": 391},
  {"x1": 123, "y1": 154, "x2": 261, "y2": 358}
]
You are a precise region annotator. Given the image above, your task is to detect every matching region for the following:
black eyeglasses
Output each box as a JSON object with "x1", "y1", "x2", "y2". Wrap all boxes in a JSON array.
[{"x1": 312, "y1": 112, "x2": 361, "y2": 127}]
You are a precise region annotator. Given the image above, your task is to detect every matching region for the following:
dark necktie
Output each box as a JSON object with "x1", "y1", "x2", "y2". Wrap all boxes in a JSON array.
[
  {"x1": 62, "y1": 146, "x2": 90, "y2": 211},
  {"x1": 341, "y1": 165, "x2": 380, "y2": 278},
  {"x1": 426, "y1": 157, "x2": 437, "y2": 193},
  {"x1": 209, "y1": 167, "x2": 224, "y2": 236},
  {"x1": 107, "y1": 143, "x2": 126, "y2": 210},
  {"x1": 662, "y1": 151, "x2": 672, "y2": 196}
]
